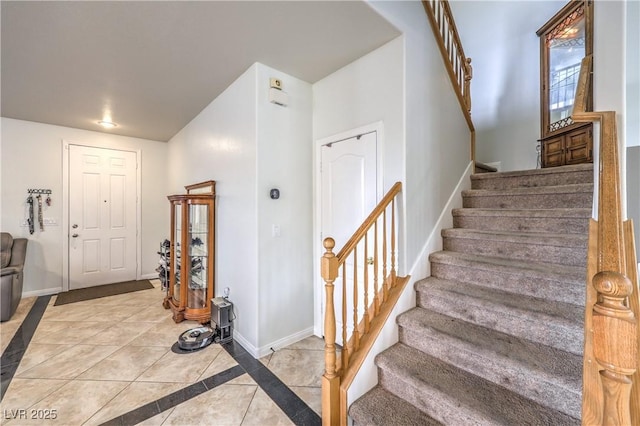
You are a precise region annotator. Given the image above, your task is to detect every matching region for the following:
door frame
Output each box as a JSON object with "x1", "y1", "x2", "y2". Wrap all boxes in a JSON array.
[
  {"x1": 313, "y1": 121, "x2": 384, "y2": 337},
  {"x1": 61, "y1": 140, "x2": 142, "y2": 292}
]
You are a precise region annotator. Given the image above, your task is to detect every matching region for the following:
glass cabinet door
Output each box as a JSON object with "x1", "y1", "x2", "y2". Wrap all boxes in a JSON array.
[
  {"x1": 173, "y1": 202, "x2": 182, "y2": 303},
  {"x1": 187, "y1": 203, "x2": 208, "y2": 309}
]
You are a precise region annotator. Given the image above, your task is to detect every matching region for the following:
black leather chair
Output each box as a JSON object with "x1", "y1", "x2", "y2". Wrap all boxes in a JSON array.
[{"x1": 1, "y1": 233, "x2": 28, "y2": 322}]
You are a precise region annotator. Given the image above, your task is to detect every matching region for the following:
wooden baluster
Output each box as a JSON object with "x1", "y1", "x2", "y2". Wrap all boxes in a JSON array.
[
  {"x1": 363, "y1": 233, "x2": 370, "y2": 334},
  {"x1": 449, "y1": 30, "x2": 454, "y2": 66},
  {"x1": 436, "y1": 1, "x2": 442, "y2": 35},
  {"x1": 321, "y1": 238, "x2": 339, "y2": 426},
  {"x1": 391, "y1": 199, "x2": 397, "y2": 286},
  {"x1": 382, "y1": 210, "x2": 388, "y2": 301},
  {"x1": 592, "y1": 271, "x2": 638, "y2": 426},
  {"x1": 352, "y1": 247, "x2": 360, "y2": 352},
  {"x1": 373, "y1": 220, "x2": 380, "y2": 315},
  {"x1": 341, "y1": 262, "x2": 349, "y2": 371}
]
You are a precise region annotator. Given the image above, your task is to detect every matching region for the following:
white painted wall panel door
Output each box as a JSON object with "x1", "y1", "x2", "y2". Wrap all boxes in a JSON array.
[
  {"x1": 320, "y1": 131, "x2": 377, "y2": 343},
  {"x1": 69, "y1": 145, "x2": 137, "y2": 289}
]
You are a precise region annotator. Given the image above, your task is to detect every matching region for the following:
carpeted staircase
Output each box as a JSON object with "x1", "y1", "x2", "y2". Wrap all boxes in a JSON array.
[{"x1": 350, "y1": 163, "x2": 594, "y2": 425}]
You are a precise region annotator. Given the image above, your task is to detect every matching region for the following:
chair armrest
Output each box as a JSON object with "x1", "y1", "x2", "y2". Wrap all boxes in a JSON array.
[{"x1": 9, "y1": 238, "x2": 28, "y2": 268}]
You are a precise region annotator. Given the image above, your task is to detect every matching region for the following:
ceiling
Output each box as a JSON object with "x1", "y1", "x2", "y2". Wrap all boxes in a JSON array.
[{"x1": 1, "y1": 1, "x2": 400, "y2": 142}]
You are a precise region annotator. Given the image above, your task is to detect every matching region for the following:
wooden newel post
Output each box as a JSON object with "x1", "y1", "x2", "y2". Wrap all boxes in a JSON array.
[
  {"x1": 321, "y1": 237, "x2": 340, "y2": 426},
  {"x1": 592, "y1": 270, "x2": 638, "y2": 426}
]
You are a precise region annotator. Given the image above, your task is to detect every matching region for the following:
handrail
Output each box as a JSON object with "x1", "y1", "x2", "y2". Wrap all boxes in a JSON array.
[
  {"x1": 422, "y1": 0, "x2": 476, "y2": 161},
  {"x1": 321, "y1": 182, "x2": 409, "y2": 425},
  {"x1": 572, "y1": 55, "x2": 639, "y2": 426}
]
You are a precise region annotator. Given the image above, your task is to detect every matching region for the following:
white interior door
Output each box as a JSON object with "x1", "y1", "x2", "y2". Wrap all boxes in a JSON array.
[
  {"x1": 320, "y1": 131, "x2": 377, "y2": 342},
  {"x1": 68, "y1": 145, "x2": 137, "y2": 289}
]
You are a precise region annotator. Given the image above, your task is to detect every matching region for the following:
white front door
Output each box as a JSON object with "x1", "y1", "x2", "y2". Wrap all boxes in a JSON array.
[
  {"x1": 320, "y1": 130, "x2": 378, "y2": 341},
  {"x1": 68, "y1": 145, "x2": 137, "y2": 289}
]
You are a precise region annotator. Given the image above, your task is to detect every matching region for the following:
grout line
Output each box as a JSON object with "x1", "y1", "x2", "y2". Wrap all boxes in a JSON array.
[
  {"x1": 239, "y1": 386, "x2": 259, "y2": 425},
  {"x1": 99, "y1": 364, "x2": 246, "y2": 426}
]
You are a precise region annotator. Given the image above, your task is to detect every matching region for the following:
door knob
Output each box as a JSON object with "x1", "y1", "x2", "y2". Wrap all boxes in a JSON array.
[
  {"x1": 72, "y1": 233, "x2": 79, "y2": 238},
  {"x1": 72, "y1": 224, "x2": 78, "y2": 229}
]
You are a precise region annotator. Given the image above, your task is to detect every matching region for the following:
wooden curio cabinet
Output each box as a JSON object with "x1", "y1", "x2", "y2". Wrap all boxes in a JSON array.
[
  {"x1": 163, "y1": 181, "x2": 215, "y2": 323},
  {"x1": 537, "y1": 0, "x2": 593, "y2": 168}
]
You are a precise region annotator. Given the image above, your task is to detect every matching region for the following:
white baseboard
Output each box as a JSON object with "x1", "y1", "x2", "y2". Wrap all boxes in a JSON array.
[
  {"x1": 22, "y1": 287, "x2": 62, "y2": 298},
  {"x1": 407, "y1": 160, "x2": 474, "y2": 280},
  {"x1": 258, "y1": 327, "x2": 315, "y2": 357},
  {"x1": 232, "y1": 327, "x2": 316, "y2": 359},
  {"x1": 231, "y1": 330, "x2": 258, "y2": 357}
]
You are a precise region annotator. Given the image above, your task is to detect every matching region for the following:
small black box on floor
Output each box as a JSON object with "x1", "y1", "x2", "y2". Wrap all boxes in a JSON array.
[{"x1": 211, "y1": 297, "x2": 233, "y2": 343}]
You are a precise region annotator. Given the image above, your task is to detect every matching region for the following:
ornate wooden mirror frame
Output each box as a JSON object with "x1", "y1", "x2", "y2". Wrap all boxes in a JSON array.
[{"x1": 537, "y1": 0, "x2": 594, "y2": 168}]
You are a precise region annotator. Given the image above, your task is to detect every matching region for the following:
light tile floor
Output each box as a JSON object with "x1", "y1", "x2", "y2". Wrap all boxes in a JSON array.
[{"x1": 0, "y1": 281, "x2": 324, "y2": 425}]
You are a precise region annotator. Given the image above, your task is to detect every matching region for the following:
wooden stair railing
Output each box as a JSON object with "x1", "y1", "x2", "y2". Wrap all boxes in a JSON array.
[
  {"x1": 573, "y1": 55, "x2": 639, "y2": 425},
  {"x1": 422, "y1": 0, "x2": 476, "y2": 162},
  {"x1": 321, "y1": 182, "x2": 410, "y2": 425}
]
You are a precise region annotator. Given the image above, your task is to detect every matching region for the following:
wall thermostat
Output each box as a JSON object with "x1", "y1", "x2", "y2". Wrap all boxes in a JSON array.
[{"x1": 270, "y1": 188, "x2": 280, "y2": 199}]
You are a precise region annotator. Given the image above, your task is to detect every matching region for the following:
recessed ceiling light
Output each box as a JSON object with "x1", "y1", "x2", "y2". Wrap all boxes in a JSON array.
[{"x1": 98, "y1": 120, "x2": 117, "y2": 128}]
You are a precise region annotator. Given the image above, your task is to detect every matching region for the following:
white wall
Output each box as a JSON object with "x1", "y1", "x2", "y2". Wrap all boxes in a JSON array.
[
  {"x1": 256, "y1": 64, "x2": 313, "y2": 350},
  {"x1": 315, "y1": 0, "x2": 471, "y2": 408},
  {"x1": 450, "y1": 0, "x2": 566, "y2": 171},
  {"x1": 0, "y1": 117, "x2": 168, "y2": 295},
  {"x1": 168, "y1": 65, "x2": 260, "y2": 347},
  {"x1": 627, "y1": 0, "x2": 640, "y2": 149},
  {"x1": 624, "y1": 0, "x2": 640, "y2": 258},
  {"x1": 368, "y1": 1, "x2": 470, "y2": 271},
  {"x1": 313, "y1": 37, "x2": 404, "y2": 193},
  {"x1": 167, "y1": 63, "x2": 314, "y2": 355}
]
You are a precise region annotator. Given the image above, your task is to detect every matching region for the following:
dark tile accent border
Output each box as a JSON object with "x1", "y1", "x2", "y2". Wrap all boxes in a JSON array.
[
  {"x1": 99, "y1": 364, "x2": 245, "y2": 426},
  {"x1": 0, "y1": 295, "x2": 51, "y2": 401},
  {"x1": 222, "y1": 340, "x2": 321, "y2": 426},
  {"x1": 1, "y1": 297, "x2": 322, "y2": 425},
  {"x1": 102, "y1": 340, "x2": 321, "y2": 425}
]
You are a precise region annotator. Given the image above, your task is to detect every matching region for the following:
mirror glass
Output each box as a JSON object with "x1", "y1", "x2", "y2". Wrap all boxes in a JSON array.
[{"x1": 546, "y1": 6, "x2": 585, "y2": 133}]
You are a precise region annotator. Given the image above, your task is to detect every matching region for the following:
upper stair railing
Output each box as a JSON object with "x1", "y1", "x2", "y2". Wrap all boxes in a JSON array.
[
  {"x1": 572, "y1": 55, "x2": 639, "y2": 425},
  {"x1": 321, "y1": 182, "x2": 410, "y2": 425},
  {"x1": 422, "y1": 0, "x2": 476, "y2": 161}
]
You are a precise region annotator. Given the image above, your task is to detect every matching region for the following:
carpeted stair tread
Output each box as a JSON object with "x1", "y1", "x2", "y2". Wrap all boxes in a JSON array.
[
  {"x1": 349, "y1": 385, "x2": 443, "y2": 426},
  {"x1": 349, "y1": 165, "x2": 590, "y2": 425},
  {"x1": 429, "y1": 251, "x2": 585, "y2": 305},
  {"x1": 397, "y1": 307, "x2": 582, "y2": 385},
  {"x1": 471, "y1": 163, "x2": 593, "y2": 190},
  {"x1": 442, "y1": 228, "x2": 588, "y2": 266},
  {"x1": 397, "y1": 307, "x2": 582, "y2": 416},
  {"x1": 376, "y1": 343, "x2": 579, "y2": 426},
  {"x1": 462, "y1": 183, "x2": 593, "y2": 209},
  {"x1": 415, "y1": 278, "x2": 584, "y2": 355},
  {"x1": 452, "y1": 208, "x2": 591, "y2": 234}
]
